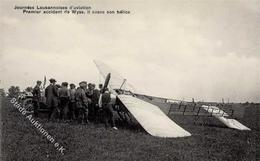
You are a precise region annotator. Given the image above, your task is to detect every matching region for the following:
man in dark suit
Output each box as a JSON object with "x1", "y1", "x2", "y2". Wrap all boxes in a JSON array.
[
  {"x1": 32, "y1": 80, "x2": 42, "y2": 117},
  {"x1": 58, "y1": 82, "x2": 70, "y2": 121},
  {"x1": 45, "y1": 78, "x2": 59, "y2": 121},
  {"x1": 91, "y1": 84, "x2": 101, "y2": 123},
  {"x1": 69, "y1": 83, "x2": 77, "y2": 120}
]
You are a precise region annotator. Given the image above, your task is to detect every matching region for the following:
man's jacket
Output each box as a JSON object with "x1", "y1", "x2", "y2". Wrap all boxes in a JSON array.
[
  {"x1": 45, "y1": 84, "x2": 58, "y2": 99},
  {"x1": 75, "y1": 88, "x2": 88, "y2": 108},
  {"x1": 32, "y1": 85, "x2": 41, "y2": 100}
]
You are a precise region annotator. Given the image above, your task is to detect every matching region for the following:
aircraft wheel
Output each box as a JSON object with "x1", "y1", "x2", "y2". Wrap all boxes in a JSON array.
[{"x1": 23, "y1": 98, "x2": 34, "y2": 113}]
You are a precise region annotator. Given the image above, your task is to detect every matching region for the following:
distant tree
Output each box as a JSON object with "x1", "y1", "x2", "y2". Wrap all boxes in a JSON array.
[
  {"x1": 8, "y1": 86, "x2": 20, "y2": 98},
  {"x1": 25, "y1": 87, "x2": 33, "y2": 93},
  {"x1": 0, "y1": 89, "x2": 6, "y2": 97}
]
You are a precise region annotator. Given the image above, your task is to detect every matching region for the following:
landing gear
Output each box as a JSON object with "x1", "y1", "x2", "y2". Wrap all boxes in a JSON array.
[{"x1": 23, "y1": 98, "x2": 34, "y2": 113}]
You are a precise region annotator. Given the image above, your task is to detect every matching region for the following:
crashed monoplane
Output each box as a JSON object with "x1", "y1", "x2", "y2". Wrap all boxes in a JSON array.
[{"x1": 94, "y1": 60, "x2": 251, "y2": 138}]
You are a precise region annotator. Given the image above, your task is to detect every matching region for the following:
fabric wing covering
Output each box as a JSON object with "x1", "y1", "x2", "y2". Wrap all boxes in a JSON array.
[
  {"x1": 94, "y1": 60, "x2": 136, "y2": 92},
  {"x1": 94, "y1": 60, "x2": 191, "y2": 137},
  {"x1": 201, "y1": 105, "x2": 251, "y2": 131},
  {"x1": 118, "y1": 95, "x2": 192, "y2": 138}
]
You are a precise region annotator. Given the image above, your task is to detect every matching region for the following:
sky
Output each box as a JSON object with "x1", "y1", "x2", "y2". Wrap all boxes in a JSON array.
[{"x1": 1, "y1": 0, "x2": 260, "y2": 102}]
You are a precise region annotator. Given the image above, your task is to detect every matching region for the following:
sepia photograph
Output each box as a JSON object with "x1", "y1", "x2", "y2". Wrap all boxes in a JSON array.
[{"x1": 0, "y1": 0, "x2": 259, "y2": 160}]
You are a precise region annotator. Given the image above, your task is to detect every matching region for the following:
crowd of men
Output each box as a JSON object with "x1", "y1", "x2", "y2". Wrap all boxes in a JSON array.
[{"x1": 32, "y1": 78, "x2": 118, "y2": 130}]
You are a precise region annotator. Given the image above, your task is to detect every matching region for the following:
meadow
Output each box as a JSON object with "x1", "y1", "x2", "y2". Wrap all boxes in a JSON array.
[{"x1": 1, "y1": 97, "x2": 259, "y2": 161}]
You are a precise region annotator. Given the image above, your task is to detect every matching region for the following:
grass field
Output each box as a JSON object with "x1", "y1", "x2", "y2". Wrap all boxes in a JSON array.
[{"x1": 1, "y1": 97, "x2": 259, "y2": 161}]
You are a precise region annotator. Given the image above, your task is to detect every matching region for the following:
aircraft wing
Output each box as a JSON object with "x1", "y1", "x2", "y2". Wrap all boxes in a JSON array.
[
  {"x1": 94, "y1": 60, "x2": 136, "y2": 92},
  {"x1": 135, "y1": 93, "x2": 251, "y2": 131},
  {"x1": 117, "y1": 94, "x2": 191, "y2": 138},
  {"x1": 201, "y1": 105, "x2": 229, "y2": 117},
  {"x1": 202, "y1": 105, "x2": 251, "y2": 130}
]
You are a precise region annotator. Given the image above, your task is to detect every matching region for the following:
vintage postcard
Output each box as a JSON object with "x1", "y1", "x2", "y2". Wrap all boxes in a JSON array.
[{"x1": 0, "y1": 0, "x2": 259, "y2": 160}]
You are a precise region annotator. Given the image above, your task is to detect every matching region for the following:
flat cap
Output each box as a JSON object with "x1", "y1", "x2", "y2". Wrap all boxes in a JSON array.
[
  {"x1": 61, "y1": 82, "x2": 68, "y2": 86},
  {"x1": 79, "y1": 81, "x2": 87, "y2": 86},
  {"x1": 49, "y1": 78, "x2": 56, "y2": 83}
]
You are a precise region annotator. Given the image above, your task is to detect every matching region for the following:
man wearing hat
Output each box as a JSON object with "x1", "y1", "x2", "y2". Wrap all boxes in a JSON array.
[
  {"x1": 75, "y1": 81, "x2": 89, "y2": 124},
  {"x1": 32, "y1": 80, "x2": 42, "y2": 117},
  {"x1": 45, "y1": 78, "x2": 59, "y2": 121}
]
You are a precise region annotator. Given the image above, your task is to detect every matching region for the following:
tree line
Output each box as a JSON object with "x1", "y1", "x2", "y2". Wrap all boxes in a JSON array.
[{"x1": 0, "y1": 86, "x2": 33, "y2": 98}]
